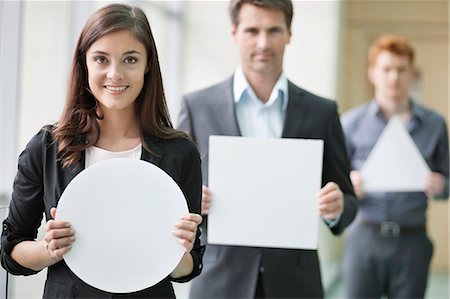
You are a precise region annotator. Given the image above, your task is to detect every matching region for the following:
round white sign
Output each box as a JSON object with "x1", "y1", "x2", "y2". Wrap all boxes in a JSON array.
[{"x1": 56, "y1": 158, "x2": 188, "y2": 293}]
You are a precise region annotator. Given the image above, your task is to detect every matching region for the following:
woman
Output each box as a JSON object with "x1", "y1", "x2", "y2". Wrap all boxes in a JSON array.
[{"x1": 0, "y1": 3, "x2": 203, "y2": 298}]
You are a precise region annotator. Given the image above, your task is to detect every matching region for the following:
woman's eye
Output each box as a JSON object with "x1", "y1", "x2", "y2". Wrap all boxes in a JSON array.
[
  {"x1": 124, "y1": 57, "x2": 137, "y2": 64},
  {"x1": 95, "y1": 56, "x2": 108, "y2": 64}
]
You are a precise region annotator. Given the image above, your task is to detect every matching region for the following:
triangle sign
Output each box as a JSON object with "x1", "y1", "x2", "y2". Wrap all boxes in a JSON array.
[{"x1": 361, "y1": 115, "x2": 430, "y2": 192}]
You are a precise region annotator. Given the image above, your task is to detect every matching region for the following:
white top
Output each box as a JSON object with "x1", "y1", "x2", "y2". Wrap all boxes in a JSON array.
[
  {"x1": 233, "y1": 66, "x2": 288, "y2": 138},
  {"x1": 85, "y1": 143, "x2": 142, "y2": 168}
]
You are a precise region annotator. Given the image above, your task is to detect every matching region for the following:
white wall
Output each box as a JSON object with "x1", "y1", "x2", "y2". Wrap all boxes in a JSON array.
[
  {"x1": 17, "y1": 1, "x2": 71, "y2": 151},
  {"x1": 0, "y1": 1, "x2": 21, "y2": 196},
  {"x1": 286, "y1": 1, "x2": 342, "y2": 99},
  {"x1": 181, "y1": 1, "x2": 236, "y2": 94}
]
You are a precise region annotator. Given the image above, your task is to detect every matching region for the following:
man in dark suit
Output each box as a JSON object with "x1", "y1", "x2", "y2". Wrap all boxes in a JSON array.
[{"x1": 177, "y1": 0, "x2": 357, "y2": 298}]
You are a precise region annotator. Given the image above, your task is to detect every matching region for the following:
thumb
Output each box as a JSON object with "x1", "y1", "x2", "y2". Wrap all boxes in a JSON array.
[{"x1": 50, "y1": 207, "x2": 57, "y2": 219}]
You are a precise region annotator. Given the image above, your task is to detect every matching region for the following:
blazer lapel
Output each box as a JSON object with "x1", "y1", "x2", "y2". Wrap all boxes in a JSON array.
[
  {"x1": 141, "y1": 135, "x2": 163, "y2": 165},
  {"x1": 281, "y1": 81, "x2": 310, "y2": 138},
  {"x1": 66, "y1": 150, "x2": 85, "y2": 180},
  {"x1": 212, "y1": 76, "x2": 241, "y2": 136},
  {"x1": 58, "y1": 150, "x2": 84, "y2": 205}
]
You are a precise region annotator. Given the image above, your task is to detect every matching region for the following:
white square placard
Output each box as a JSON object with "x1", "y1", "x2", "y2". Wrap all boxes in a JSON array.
[{"x1": 208, "y1": 136, "x2": 324, "y2": 250}]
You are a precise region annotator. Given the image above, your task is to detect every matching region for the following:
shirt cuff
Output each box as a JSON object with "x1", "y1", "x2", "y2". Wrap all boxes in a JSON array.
[
  {"x1": 323, "y1": 214, "x2": 341, "y2": 228},
  {"x1": 1, "y1": 251, "x2": 40, "y2": 276},
  {"x1": 170, "y1": 245, "x2": 205, "y2": 283}
]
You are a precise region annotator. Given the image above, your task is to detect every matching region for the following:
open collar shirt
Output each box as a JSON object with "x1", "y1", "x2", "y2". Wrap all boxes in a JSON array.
[
  {"x1": 233, "y1": 67, "x2": 288, "y2": 138},
  {"x1": 341, "y1": 99, "x2": 449, "y2": 226}
]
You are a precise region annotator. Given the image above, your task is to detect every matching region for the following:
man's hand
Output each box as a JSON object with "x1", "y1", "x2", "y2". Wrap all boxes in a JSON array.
[
  {"x1": 318, "y1": 182, "x2": 344, "y2": 221},
  {"x1": 425, "y1": 172, "x2": 446, "y2": 198},
  {"x1": 350, "y1": 170, "x2": 365, "y2": 200},
  {"x1": 201, "y1": 185, "x2": 212, "y2": 215}
]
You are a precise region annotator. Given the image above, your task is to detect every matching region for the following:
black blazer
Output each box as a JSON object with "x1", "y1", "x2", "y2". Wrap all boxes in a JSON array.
[
  {"x1": 178, "y1": 77, "x2": 358, "y2": 298},
  {"x1": 1, "y1": 127, "x2": 203, "y2": 298}
]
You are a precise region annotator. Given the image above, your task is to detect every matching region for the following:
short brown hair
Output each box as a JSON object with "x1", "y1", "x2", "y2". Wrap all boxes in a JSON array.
[
  {"x1": 229, "y1": 0, "x2": 293, "y2": 29},
  {"x1": 368, "y1": 34, "x2": 415, "y2": 66}
]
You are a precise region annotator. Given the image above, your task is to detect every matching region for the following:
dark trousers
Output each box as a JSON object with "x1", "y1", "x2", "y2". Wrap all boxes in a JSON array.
[
  {"x1": 254, "y1": 268, "x2": 265, "y2": 299},
  {"x1": 342, "y1": 223, "x2": 433, "y2": 299}
]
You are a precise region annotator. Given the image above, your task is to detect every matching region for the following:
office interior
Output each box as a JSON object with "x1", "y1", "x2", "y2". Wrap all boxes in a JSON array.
[{"x1": 0, "y1": 1, "x2": 448, "y2": 298}]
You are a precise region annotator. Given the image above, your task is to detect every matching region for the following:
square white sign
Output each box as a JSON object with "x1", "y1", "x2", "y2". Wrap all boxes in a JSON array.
[{"x1": 207, "y1": 136, "x2": 324, "y2": 250}]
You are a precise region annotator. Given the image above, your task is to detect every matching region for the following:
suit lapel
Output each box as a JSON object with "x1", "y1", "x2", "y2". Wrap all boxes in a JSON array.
[
  {"x1": 210, "y1": 77, "x2": 309, "y2": 138},
  {"x1": 212, "y1": 76, "x2": 241, "y2": 136},
  {"x1": 282, "y1": 81, "x2": 310, "y2": 138}
]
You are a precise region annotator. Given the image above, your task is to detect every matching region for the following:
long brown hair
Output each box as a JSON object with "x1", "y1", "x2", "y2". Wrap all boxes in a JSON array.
[{"x1": 53, "y1": 3, "x2": 185, "y2": 167}]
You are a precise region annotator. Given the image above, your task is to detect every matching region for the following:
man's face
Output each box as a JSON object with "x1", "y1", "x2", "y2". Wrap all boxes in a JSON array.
[
  {"x1": 232, "y1": 3, "x2": 291, "y2": 76},
  {"x1": 368, "y1": 50, "x2": 415, "y2": 103}
]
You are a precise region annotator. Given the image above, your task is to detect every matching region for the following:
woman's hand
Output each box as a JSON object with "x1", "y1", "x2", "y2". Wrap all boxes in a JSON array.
[
  {"x1": 172, "y1": 213, "x2": 202, "y2": 253},
  {"x1": 170, "y1": 213, "x2": 202, "y2": 279},
  {"x1": 44, "y1": 207, "x2": 76, "y2": 262}
]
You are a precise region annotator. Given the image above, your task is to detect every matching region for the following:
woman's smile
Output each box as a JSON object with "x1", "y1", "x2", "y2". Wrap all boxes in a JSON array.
[
  {"x1": 104, "y1": 85, "x2": 129, "y2": 94},
  {"x1": 86, "y1": 30, "x2": 148, "y2": 112}
]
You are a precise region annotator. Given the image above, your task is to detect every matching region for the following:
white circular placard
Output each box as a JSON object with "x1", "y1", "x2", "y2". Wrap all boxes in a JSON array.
[{"x1": 56, "y1": 158, "x2": 188, "y2": 293}]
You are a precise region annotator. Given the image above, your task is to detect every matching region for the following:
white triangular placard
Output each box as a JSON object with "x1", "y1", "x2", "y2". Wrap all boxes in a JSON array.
[{"x1": 361, "y1": 115, "x2": 430, "y2": 192}]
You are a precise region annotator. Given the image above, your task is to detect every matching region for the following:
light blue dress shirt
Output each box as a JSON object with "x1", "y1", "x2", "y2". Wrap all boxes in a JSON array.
[
  {"x1": 233, "y1": 67, "x2": 288, "y2": 138},
  {"x1": 233, "y1": 67, "x2": 340, "y2": 225},
  {"x1": 341, "y1": 99, "x2": 449, "y2": 226}
]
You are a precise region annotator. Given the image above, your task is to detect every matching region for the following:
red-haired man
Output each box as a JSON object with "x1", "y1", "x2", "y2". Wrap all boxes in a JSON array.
[{"x1": 341, "y1": 34, "x2": 449, "y2": 298}]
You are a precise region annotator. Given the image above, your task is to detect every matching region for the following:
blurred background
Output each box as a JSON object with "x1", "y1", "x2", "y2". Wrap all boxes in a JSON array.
[{"x1": 1, "y1": 0, "x2": 448, "y2": 298}]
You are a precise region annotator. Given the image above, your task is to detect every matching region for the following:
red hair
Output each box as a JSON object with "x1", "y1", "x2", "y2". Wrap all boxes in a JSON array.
[{"x1": 368, "y1": 34, "x2": 414, "y2": 66}]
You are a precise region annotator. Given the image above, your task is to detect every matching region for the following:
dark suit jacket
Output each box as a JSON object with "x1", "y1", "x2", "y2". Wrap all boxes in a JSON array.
[
  {"x1": 178, "y1": 76, "x2": 357, "y2": 298},
  {"x1": 1, "y1": 127, "x2": 203, "y2": 298}
]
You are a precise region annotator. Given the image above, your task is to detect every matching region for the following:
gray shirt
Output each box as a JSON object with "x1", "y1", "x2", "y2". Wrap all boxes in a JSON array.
[{"x1": 341, "y1": 100, "x2": 449, "y2": 226}]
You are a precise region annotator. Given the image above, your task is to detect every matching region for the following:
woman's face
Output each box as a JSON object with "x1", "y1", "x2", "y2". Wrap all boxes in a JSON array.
[{"x1": 86, "y1": 30, "x2": 148, "y2": 114}]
